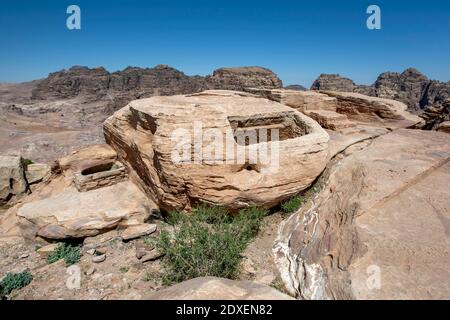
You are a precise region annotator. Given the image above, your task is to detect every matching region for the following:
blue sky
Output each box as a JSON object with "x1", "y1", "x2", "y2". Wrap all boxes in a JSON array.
[{"x1": 0, "y1": 0, "x2": 449, "y2": 86}]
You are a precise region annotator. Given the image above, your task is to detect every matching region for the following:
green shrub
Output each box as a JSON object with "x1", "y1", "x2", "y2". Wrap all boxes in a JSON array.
[
  {"x1": 192, "y1": 204, "x2": 232, "y2": 224},
  {"x1": 165, "y1": 209, "x2": 185, "y2": 225},
  {"x1": 166, "y1": 205, "x2": 232, "y2": 225},
  {"x1": 46, "y1": 243, "x2": 81, "y2": 266},
  {"x1": 119, "y1": 266, "x2": 130, "y2": 273},
  {"x1": 281, "y1": 196, "x2": 304, "y2": 215},
  {"x1": 0, "y1": 271, "x2": 33, "y2": 299},
  {"x1": 270, "y1": 275, "x2": 292, "y2": 296},
  {"x1": 233, "y1": 206, "x2": 268, "y2": 241},
  {"x1": 22, "y1": 158, "x2": 34, "y2": 166},
  {"x1": 157, "y1": 205, "x2": 267, "y2": 285}
]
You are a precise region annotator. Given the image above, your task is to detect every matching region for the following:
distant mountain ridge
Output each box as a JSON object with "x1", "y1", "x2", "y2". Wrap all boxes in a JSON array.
[
  {"x1": 311, "y1": 68, "x2": 450, "y2": 112},
  {"x1": 5, "y1": 65, "x2": 449, "y2": 114},
  {"x1": 31, "y1": 64, "x2": 283, "y2": 108}
]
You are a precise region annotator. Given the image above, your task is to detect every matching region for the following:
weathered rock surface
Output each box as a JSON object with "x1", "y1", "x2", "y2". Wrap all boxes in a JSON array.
[
  {"x1": 120, "y1": 223, "x2": 157, "y2": 241},
  {"x1": 36, "y1": 243, "x2": 58, "y2": 256},
  {"x1": 58, "y1": 144, "x2": 118, "y2": 174},
  {"x1": 145, "y1": 276, "x2": 294, "y2": 300},
  {"x1": 140, "y1": 249, "x2": 164, "y2": 262},
  {"x1": 0, "y1": 144, "x2": 157, "y2": 240},
  {"x1": 247, "y1": 88, "x2": 422, "y2": 133},
  {"x1": 0, "y1": 156, "x2": 28, "y2": 205},
  {"x1": 322, "y1": 91, "x2": 423, "y2": 129},
  {"x1": 83, "y1": 230, "x2": 120, "y2": 250},
  {"x1": 274, "y1": 129, "x2": 450, "y2": 300},
  {"x1": 437, "y1": 121, "x2": 450, "y2": 133},
  {"x1": 92, "y1": 254, "x2": 106, "y2": 263},
  {"x1": 17, "y1": 181, "x2": 153, "y2": 239},
  {"x1": 104, "y1": 90, "x2": 329, "y2": 211},
  {"x1": 421, "y1": 99, "x2": 450, "y2": 130},
  {"x1": 246, "y1": 88, "x2": 356, "y2": 132},
  {"x1": 311, "y1": 68, "x2": 450, "y2": 112},
  {"x1": 25, "y1": 163, "x2": 51, "y2": 185}
]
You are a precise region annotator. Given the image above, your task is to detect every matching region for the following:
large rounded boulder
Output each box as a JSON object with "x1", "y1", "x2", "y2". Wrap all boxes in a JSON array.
[{"x1": 104, "y1": 90, "x2": 329, "y2": 211}]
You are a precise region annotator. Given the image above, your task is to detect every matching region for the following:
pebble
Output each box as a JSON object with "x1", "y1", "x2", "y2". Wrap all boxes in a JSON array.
[
  {"x1": 135, "y1": 247, "x2": 147, "y2": 260},
  {"x1": 121, "y1": 224, "x2": 157, "y2": 241},
  {"x1": 92, "y1": 254, "x2": 106, "y2": 263},
  {"x1": 95, "y1": 247, "x2": 107, "y2": 255},
  {"x1": 85, "y1": 267, "x2": 96, "y2": 276},
  {"x1": 86, "y1": 249, "x2": 96, "y2": 255},
  {"x1": 140, "y1": 249, "x2": 164, "y2": 263},
  {"x1": 20, "y1": 253, "x2": 29, "y2": 259},
  {"x1": 36, "y1": 243, "x2": 58, "y2": 256}
]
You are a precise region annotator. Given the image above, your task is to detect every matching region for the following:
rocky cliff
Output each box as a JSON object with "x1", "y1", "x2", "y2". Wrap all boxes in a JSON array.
[
  {"x1": 207, "y1": 66, "x2": 283, "y2": 91},
  {"x1": 31, "y1": 65, "x2": 282, "y2": 105},
  {"x1": 311, "y1": 68, "x2": 450, "y2": 112},
  {"x1": 311, "y1": 74, "x2": 357, "y2": 93},
  {"x1": 274, "y1": 129, "x2": 450, "y2": 299}
]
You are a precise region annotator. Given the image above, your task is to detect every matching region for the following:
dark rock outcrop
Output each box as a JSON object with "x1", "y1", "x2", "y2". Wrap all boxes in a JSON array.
[
  {"x1": 207, "y1": 66, "x2": 283, "y2": 91},
  {"x1": 31, "y1": 65, "x2": 207, "y2": 102},
  {"x1": 31, "y1": 65, "x2": 282, "y2": 105},
  {"x1": 420, "y1": 99, "x2": 450, "y2": 130},
  {"x1": 311, "y1": 68, "x2": 450, "y2": 113},
  {"x1": 373, "y1": 68, "x2": 431, "y2": 111},
  {"x1": 311, "y1": 74, "x2": 356, "y2": 92},
  {"x1": 284, "y1": 84, "x2": 306, "y2": 91}
]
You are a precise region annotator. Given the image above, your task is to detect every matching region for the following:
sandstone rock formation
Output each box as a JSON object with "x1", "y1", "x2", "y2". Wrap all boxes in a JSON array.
[
  {"x1": 420, "y1": 99, "x2": 450, "y2": 131},
  {"x1": 246, "y1": 88, "x2": 355, "y2": 131},
  {"x1": 207, "y1": 67, "x2": 282, "y2": 91},
  {"x1": 311, "y1": 74, "x2": 357, "y2": 92},
  {"x1": 104, "y1": 90, "x2": 329, "y2": 211},
  {"x1": 311, "y1": 68, "x2": 450, "y2": 113},
  {"x1": 322, "y1": 91, "x2": 423, "y2": 128},
  {"x1": 58, "y1": 144, "x2": 118, "y2": 174},
  {"x1": 373, "y1": 68, "x2": 449, "y2": 111},
  {"x1": 246, "y1": 88, "x2": 423, "y2": 134},
  {"x1": 274, "y1": 129, "x2": 450, "y2": 300},
  {"x1": 0, "y1": 144, "x2": 156, "y2": 240},
  {"x1": 25, "y1": 163, "x2": 51, "y2": 185},
  {"x1": 145, "y1": 276, "x2": 294, "y2": 300},
  {"x1": 31, "y1": 65, "x2": 282, "y2": 106},
  {"x1": 17, "y1": 181, "x2": 152, "y2": 239},
  {"x1": 0, "y1": 156, "x2": 28, "y2": 205},
  {"x1": 437, "y1": 121, "x2": 450, "y2": 133}
]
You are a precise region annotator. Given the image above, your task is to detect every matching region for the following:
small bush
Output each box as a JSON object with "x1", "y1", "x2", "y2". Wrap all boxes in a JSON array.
[
  {"x1": 0, "y1": 271, "x2": 33, "y2": 299},
  {"x1": 119, "y1": 267, "x2": 129, "y2": 273},
  {"x1": 22, "y1": 158, "x2": 34, "y2": 166},
  {"x1": 47, "y1": 243, "x2": 81, "y2": 266},
  {"x1": 142, "y1": 272, "x2": 160, "y2": 283},
  {"x1": 270, "y1": 275, "x2": 292, "y2": 296},
  {"x1": 165, "y1": 205, "x2": 233, "y2": 226},
  {"x1": 157, "y1": 205, "x2": 268, "y2": 285},
  {"x1": 164, "y1": 209, "x2": 185, "y2": 225},
  {"x1": 192, "y1": 204, "x2": 232, "y2": 224},
  {"x1": 281, "y1": 196, "x2": 303, "y2": 215}
]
